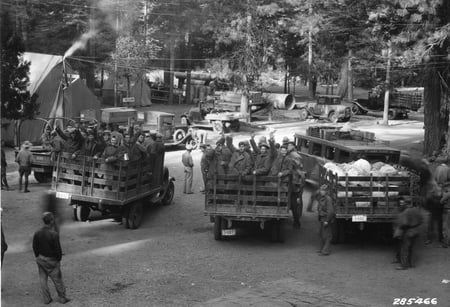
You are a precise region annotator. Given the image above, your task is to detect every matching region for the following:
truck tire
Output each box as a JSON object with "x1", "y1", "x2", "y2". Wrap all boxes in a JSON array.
[
  {"x1": 126, "y1": 201, "x2": 143, "y2": 229},
  {"x1": 162, "y1": 181, "x2": 175, "y2": 206},
  {"x1": 173, "y1": 129, "x2": 186, "y2": 143},
  {"x1": 299, "y1": 109, "x2": 308, "y2": 121},
  {"x1": 34, "y1": 172, "x2": 52, "y2": 183},
  {"x1": 214, "y1": 216, "x2": 223, "y2": 240},
  {"x1": 351, "y1": 104, "x2": 360, "y2": 115},
  {"x1": 328, "y1": 111, "x2": 338, "y2": 123},
  {"x1": 76, "y1": 204, "x2": 90, "y2": 222}
]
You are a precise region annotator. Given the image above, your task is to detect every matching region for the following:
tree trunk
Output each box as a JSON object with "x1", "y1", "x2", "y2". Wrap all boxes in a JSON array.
[
  {"x1": 337, "y1": 62, "x2": 348, "y2": 99},
  {"x1": 423, "y1": 67, "x2": 446, "y2": 156}
]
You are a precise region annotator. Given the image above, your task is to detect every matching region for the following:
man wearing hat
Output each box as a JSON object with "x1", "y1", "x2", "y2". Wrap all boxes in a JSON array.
[
  {"x1": 317, "y1": 184, "x2": 335, "y2": 256},
  {"x1": 33, "y1": 212, "x2": 70, "y2": 304},
  {"x1": 81, "y1": 129, "x2": 100, "y2": 157},
  {"x1": 287, "y1": 140, "x2": 305, "y2": 228},
  {"x1": 15, "y1": 140, "x2": 33, "y2": 192},
  {"x1": 253, "y1": 141, "x2": 272, "y2": 176},
  {"x1": 269, "y1": 145, "x2": 292, "y2": 178},
  {"x1": 153, "y1": 133, "x2": 165, "y2": 155},
  {"x1": 214, "y1": 137, "x2": 232, "y2": 175},
  {"x1": 229, "y1": 140, "x2": 253, "y2": 176},
  {"x1": 393, "y1": 199, "x2": 423, "y2": 269},
  {"x1": 182, "y1": 143, "x2": 194, "y2": 194},
  {"x1": 55, "y1": 126, "x2": 83, "y2": 159},
  {"x1": 199, "y1": 144, "x2": 210, "y2": 193}
]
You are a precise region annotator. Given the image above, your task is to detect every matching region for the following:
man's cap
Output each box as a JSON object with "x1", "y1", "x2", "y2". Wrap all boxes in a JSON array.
[
  {"x1": 216, "y1": 137, "x2": 225, "y2": 146},
  {"x1": 258, "y1": 136, "x2": 267, "y2": 143},
  {"x1": 238, "y1": 141, "x2": 246, "y2": 147},
  {"x1": 103, "y1": 130, "x2": 111, "y2": 135},
  {"x1": 42, "y1": 212, "x2": 55, "y2": 224},
  {"x1": 286, "y1": 141, "x2": 296, "y2": 146},
  {"x1": 155, "y1": 133, "x2": 163, "y2": 139},
  {"x1": 259, "y1": 142, "x2": 269, "y2": 149},
  {"x1": 282, "y1": 136, "x2": 289, "y2": 144},
  {"x1": 22, "y1": 140, "x2": 32, "y2": 148}
]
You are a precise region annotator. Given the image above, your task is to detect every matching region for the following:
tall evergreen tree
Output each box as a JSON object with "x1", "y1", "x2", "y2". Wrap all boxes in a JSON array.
[{"x1": 1, "y1": 10, "x2": 38, "y2": 120}]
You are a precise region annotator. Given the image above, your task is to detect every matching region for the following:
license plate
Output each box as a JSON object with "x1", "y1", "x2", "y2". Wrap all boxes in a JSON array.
[
  {"x1": 33, "y1": 168, "x2": 44, "y2": 172},
  {"x1": 56, "y1": 192, "x2": 70, "y2": 199},
  {"x1": 35, "y1": 156, "x2": 44, "y2": 161},
  {"x1": 221, "y1": 229, "x2": 236, "y2": 236},
  {"x1": 352, "y1": 215, "x2": 367, "y2": 222}
]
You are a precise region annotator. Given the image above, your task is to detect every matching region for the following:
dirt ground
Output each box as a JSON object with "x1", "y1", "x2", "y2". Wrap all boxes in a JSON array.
[{"x1": 1, "y1": 102, "x2": 449, "y2": 307}]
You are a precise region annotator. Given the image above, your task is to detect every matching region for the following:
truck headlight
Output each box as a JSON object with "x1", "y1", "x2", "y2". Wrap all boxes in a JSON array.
[{"x1": 224, "y1": 122, "x2": 231, "y2": 128}]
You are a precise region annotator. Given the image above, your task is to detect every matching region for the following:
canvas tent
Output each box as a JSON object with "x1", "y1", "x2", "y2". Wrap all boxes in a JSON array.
[
  {"x1": 102, "y1": 75, "x2": 151, "y2": 107},
  {"x1": 1, "y1": 52, "x2": 100, "y2": 145}
]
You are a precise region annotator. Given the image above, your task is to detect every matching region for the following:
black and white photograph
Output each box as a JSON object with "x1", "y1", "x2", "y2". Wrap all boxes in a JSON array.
[{"x1": 1, "y1": 0, "x2": 449, "y2": 306}]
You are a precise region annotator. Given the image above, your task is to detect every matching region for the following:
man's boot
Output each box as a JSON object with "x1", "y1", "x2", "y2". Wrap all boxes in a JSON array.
[{"x1": 24, "y1": 179, "x2": 30, "y2": 193}]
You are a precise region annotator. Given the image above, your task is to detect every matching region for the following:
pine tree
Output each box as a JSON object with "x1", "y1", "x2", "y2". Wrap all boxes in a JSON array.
[{"x1": 1, "y1": 10, "x2": 38, "y2": 120}]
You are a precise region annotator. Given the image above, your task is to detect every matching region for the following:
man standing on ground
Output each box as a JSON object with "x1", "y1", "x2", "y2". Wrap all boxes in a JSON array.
[
  {"x1": 199, "y1": 144, "x2": 209, "y2": 193},
  {"x1": 33, "y1": 212, "x2": 70, "y2": 304},
  {"x1": 15, "y1": 140, "x2": 33, "y2": 192},
  {"x1": 317, "y1": 184, "x2": 335, "y2": 256},
  {"x1": 182, "y1": 143, "x2": 194, "y2": 194},
  {"x1": 1, "y1": 140, "x2": 11, "y2": 190},
  {"x1": 287, "y1": 140, "x2": 305, "y2": 228},
  {"x1": 393, "y1": 200, "x2": 423, "y2": 270}
]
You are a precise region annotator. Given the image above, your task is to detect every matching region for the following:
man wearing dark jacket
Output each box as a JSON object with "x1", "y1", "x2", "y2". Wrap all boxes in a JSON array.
[
  {"x1": 317, "y1": 184, "x2": 335, "y2": 256},
  {"x1": 393, "y1": 200, "x2": 424, "y2": 270},
  {"x1": 229, "y1": 141, "x2": 253, "y2": 176},
  {"x1": 55, "y1": 127, "x2": 83, "y2": 159},
  {"x1": 33, "y1": 212, "x2": 69, "y2": 304},
  {"x1": 252, "y1": 142, "x2": 272, "y2": 176},
  {"x1": 287, "y1": 141, "x2": 305, "y2": 228}
]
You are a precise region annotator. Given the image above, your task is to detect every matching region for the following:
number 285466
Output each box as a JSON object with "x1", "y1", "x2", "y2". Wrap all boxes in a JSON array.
[{"x1": 393, "y1": 298, "x2": 437, "y2": 305}]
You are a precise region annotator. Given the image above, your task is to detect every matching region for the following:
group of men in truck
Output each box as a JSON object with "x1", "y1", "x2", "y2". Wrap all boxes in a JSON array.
[
  {"x1": 199, "y1": 131, "x2": 307, "y2": 229},
  {"x1": 41, "y1": 121, "x2": 165, "y2": 164}
]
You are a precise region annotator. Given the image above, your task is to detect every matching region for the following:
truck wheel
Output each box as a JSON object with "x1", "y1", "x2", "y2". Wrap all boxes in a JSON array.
[
  {"x1": 214, "y1": 216, "x2": 223, "y2": 240},
  {"x1": 212, "y1": 121, "x2": 223, "y2": 134},
  {"x1": 34, "y1": 172, "x2": 52, "y2": 183},
  {"x1": 351, "y1": 104, "x2": 360, "y2": 115},
  {"x1": 162, "y1": 181, "x2": 175, "y2": 206},
  {"x1": 76, "y1": 205, "x2": 90, "y2": 222},
  {"x1": 388, "y1": 110, "x2": 396, "y2": 120},
  {"x1": 229, "y1": 120, "x2": 240, "y2": 132},
  {"x1": 299, "y1": 109, "x2": 308, "y2": 121},
  {"x1": 173, "y1": 129, "x2": 186, "y2": 143},
  {"x1": 126, "y1": 201, "x2": 143, "y2": 229},
  {"x1": 328, "y1": 111, "x2": 338, "y2": 123}
]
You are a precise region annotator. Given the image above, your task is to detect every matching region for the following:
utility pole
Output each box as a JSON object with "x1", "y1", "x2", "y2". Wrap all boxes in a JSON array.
[
  {"x1": 114, "y1": 3, "x2": 119, "y2": 107},
  {"x1": 347, "y1": 49, "x2": 353, "y2": 102},
  {"x1": 382, "y1": 40, "x2": 392, "y2": 125}
]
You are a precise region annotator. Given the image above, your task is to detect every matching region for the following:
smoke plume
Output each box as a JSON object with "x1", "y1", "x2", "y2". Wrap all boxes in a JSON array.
[{"x1": 63, "y1": 29, "x2": 98, "y2": 59}]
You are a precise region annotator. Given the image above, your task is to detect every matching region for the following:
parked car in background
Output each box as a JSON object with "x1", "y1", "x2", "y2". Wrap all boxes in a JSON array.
[{"x1": 296, "y1": 95, "x2": 352, "y2": 123}]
